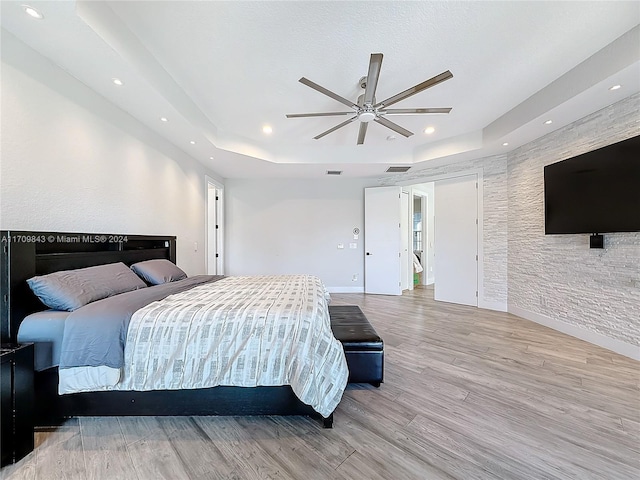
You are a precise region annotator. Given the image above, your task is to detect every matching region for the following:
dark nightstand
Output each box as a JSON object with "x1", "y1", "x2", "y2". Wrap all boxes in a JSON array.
[{"x1": 1, "y1": 343, "x2": 34, "y2": 467}]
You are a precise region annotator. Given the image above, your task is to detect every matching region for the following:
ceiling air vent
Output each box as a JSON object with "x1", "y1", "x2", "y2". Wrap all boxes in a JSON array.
[
  {"x1": 326, "y1": 170, "x2": 343, "y2": 175},
  {"x1": 386, "y1": 166, "x2": 411, "y2": 173}
]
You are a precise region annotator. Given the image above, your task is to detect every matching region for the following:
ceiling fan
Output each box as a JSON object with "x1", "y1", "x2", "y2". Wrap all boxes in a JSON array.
[{"x1": 286, "y1": 53, "x2": 453, "y2": 145}]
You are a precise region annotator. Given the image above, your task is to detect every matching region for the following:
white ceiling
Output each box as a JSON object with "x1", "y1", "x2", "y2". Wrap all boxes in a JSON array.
[{"x1": 1, "y1": 1, "x2": 639, "y2": 179}]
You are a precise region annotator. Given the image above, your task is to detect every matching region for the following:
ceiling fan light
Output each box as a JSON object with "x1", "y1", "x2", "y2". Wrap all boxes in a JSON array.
[{"x1": 359, "y1": 111, "x2": 375, "y2": 123}]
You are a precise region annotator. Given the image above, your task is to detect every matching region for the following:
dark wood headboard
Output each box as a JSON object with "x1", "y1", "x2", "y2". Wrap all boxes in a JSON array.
[{"x1": 0, "y1": 231, "x2": 176, "y2": 342}]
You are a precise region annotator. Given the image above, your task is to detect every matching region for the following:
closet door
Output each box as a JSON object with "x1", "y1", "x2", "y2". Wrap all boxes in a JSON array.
[
  {"x1": 364, "y1": 186, "x2": 402, "y2": 295},
  {"x1": 434, "y1": 175, "x2": 478, "y2": 306}
]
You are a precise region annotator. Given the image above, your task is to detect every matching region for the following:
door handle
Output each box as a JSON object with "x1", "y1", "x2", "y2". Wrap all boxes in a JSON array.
[{"x1": 366, "y1": 252, "x2": 372, "y2": 256}]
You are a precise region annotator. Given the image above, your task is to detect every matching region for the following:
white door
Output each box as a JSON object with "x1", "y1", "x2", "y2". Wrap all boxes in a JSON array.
[
  {"x1": 400, "y1": 191, "x2": 410, "y2": 290},
  {"x1": 206, "y1": 180, "x2": 224, "y2": 275},
  {"x1": 364, "y1": 186, "x2": 402, "y2": 295},
  {"x1": 434, "y1": 175, "x2": 478, "y2": 306},
  {"x1": 207, "y1": 184, "x2": 218, "y2": 274}
]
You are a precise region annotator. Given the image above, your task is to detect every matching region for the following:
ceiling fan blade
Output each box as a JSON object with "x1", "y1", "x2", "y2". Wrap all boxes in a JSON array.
[
  {"x1": 380, "y1": 107, "x2": 452, "y2": 115},
  {"x1": 313, "y1": 116, "x2": 358, "y2": 140},
  {"x1": 363, "y1": 53, "x2": 383, "y2": 105},
  {"x1": 374, "y1": 116, "x2": 414, "y2": 137},
  {"x1": 357, "y1": 122, "x2": 368, "y2": 145},
  {"x1": 286, "y1": 111, "x2": 354, "y2": 118},
  {"x1": 299, "y1": 77, "x2": 358, "y2": 109},
  {"x1": 375, "y1": 70, "x2": 453, "y2": 109}
]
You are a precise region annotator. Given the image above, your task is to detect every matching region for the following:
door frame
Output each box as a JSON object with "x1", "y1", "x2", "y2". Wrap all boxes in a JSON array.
[
  {"x1": 410, "y1": 191, "x2": 429, "y2": 288},
  {"x1": 399, "y1": 168, "x2": 487, "y2": 309}
]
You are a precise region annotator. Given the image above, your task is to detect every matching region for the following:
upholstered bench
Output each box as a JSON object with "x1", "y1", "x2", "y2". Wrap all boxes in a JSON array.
[{"x1": 329, "y1": 305, "x2": 384, "y2": 387}]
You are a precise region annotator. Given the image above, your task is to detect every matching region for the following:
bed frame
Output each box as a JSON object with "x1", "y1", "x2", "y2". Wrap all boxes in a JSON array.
[{"x1": 0, "y1": 231, "x2": 333, "y2": 428}]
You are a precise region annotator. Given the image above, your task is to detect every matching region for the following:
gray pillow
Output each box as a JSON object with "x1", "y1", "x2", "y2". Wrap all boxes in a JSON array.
[
  {"x1": 27, "y1": 262, "x2": 147, "y2": 311},
  {"x1": 130, "y1": 259, "x2": 187, "y2": 285}
]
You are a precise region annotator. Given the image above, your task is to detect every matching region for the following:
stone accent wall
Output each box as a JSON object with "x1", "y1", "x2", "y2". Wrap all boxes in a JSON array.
[
  {"x1": 380, "y1": 93, "x2": 639, "y2": 349},
  {"x1": 508, "y1": 93, "x2": 640, "y2": 346}
]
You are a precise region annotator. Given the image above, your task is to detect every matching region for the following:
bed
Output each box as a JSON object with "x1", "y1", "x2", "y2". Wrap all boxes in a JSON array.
[{"x1": 0, "y1": 231, "x2": 347, "y2": 428}]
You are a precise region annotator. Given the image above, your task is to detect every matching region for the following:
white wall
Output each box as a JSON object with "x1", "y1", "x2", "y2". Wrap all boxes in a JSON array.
[
  {"x1": 0, "y1": 37, "x2": 223, "y2": 276},
  {"x1": 507, "y1": 94, "x2": 640, "y2": 358},
  {"x1": 224, "y1": 178, "x2": 377, "y2": 292}
]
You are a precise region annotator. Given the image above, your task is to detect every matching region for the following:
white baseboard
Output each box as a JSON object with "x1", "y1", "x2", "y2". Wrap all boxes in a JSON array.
[
  {"x1": 327, "y1": 286, "x2": 365, "y2": 294},
  {"x1": 508, "y1": 305, "x2": 640, "y2": 361},
  {"x1": 479, "y1": 300, "x2": 507, "y2": 312}
]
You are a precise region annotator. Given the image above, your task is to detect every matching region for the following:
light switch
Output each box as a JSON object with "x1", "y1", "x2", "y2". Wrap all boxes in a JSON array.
[
  {"x1": 349, "y1": 243, "x2": 357, "y2": 249},
  {"x1": 337, "y1": 243, "x2": 344, "y2": 249},
  {"x1": 353, "y1": 234, "x2": 359, "y2": 240}
]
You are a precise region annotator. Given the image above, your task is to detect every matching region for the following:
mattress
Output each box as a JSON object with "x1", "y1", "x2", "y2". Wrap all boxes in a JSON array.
[
  {"x1": 17, "y1": 310, "x2": 69, "y2": 371},
  {"x1": 58, "y1": 274, "x2": 348, "y2": 417}
]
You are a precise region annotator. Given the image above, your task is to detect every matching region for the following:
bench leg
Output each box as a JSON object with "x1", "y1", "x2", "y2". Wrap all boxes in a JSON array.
[{"x1": 370, "y1": 381, "x2": 381, "y2": 388}]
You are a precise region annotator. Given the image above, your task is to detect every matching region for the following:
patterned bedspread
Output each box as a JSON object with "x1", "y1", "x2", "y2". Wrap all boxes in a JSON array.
[{"x1": 115, "y1": 275, "x2": 348, "y2": 417}]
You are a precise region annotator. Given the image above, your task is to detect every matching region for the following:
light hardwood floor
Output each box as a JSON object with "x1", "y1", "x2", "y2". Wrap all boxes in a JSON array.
[{"x1": 2, "y1": 287, "x2": 639, "y2": 479}]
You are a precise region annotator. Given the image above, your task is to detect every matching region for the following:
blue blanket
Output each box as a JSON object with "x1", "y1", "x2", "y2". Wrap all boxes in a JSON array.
[{"x1": 59, "y1": 275, "x2": 223, "y2": 370}]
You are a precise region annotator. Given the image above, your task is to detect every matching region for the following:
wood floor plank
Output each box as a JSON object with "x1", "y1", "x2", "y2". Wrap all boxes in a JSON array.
[
  {"x1": 398, "y1": 414, "x2": 530, "y2": 480},
  {"x1": 33, "y1": 426, "x2": 85, "y2": 480},
  {"x1": 335, "y1": 406, "x2": 454, "y2": 480},
  {"x1": 194, "y1": 416, "x2": 296, "y2": 480},
  {"x1": 156, "y1": 417, "x2": 236, "y2": 480},
  {"x1": 463, "y1": 391, "x2": 640, "y2": 475},
  {"x1": 117, "y1": 416, "x2": 166, "y2": 446},
  {"x1": 232, "y1": 416, "x2": 350, "y2": 480},
  {"x1": 79, "y1": 417, "x2": 138, "y2": 480},
  {"x1": 271, "y1": 415, "x2": 356, "y2": 470},
  {"x1": 119, "y1": 418, "x2": 191, "y2": 480},
  {"x1": 0, "y1": 451, "x2": 36, "y2": 480}
]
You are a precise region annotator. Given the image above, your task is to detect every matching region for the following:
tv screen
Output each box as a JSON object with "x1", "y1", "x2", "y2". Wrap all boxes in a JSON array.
[{"x1": 544, "y1": 135, "x2": 640, "y2": 234}]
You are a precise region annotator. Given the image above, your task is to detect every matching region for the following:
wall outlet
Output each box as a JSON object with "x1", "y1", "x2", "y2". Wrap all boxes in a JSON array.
[
  {"x1": 349, "y1": 243, "x2": 357, "y2": 249},
  {"x1": 352, "y1": 274, "x2": 358, "y2": 282},
  {"x1": 337, "y1": 243, "x2": 344, "y2": 249}
]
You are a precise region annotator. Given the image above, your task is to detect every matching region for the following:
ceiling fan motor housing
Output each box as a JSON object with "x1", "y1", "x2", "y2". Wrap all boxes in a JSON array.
[{"x1": 359, "y1": 110, "x2": 376, "y2": 122}]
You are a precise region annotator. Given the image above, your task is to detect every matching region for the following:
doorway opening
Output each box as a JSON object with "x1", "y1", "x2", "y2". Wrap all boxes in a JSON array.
[{"x1": 402, "y1": 169, "x2": 484, "y2": 307}]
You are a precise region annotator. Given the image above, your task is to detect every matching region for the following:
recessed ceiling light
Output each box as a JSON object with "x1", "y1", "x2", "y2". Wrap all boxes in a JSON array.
[
  {"x1": 209, "y1": 156, "x2": 214, "y2": 160},
  {"x1": 23, "y1": 5, "x2": 43, "y2": 19},
  {"x1": 160, "y1": 117, "x2": 168, "y2": 122},
  {"x1": 190, "y1": 140, "x2": 196, "y2": 145},
  {"x1": 544, "y1": 120, "x2": 553, "y2": 125},
  {"x1": 502, "y1": 142, "x2": 509, "y2": 146},
  {"x1": 112, "y1": 78, "x2": 124, "y2": 86},
  {"x1": 609, "y1": 84, "x2": 621, "y2": 91},
  {"x1": 262, "y1": 125, "x2": 273, "y2": 135},
  {"x1": 424, "y1": 126, "x2": 435, "y2": 135}
]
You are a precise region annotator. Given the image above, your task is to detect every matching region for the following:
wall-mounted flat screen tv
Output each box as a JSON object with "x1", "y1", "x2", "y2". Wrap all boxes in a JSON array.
[{"x1": 544, "y1": 135, "x2": 640, "y2": 234}]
